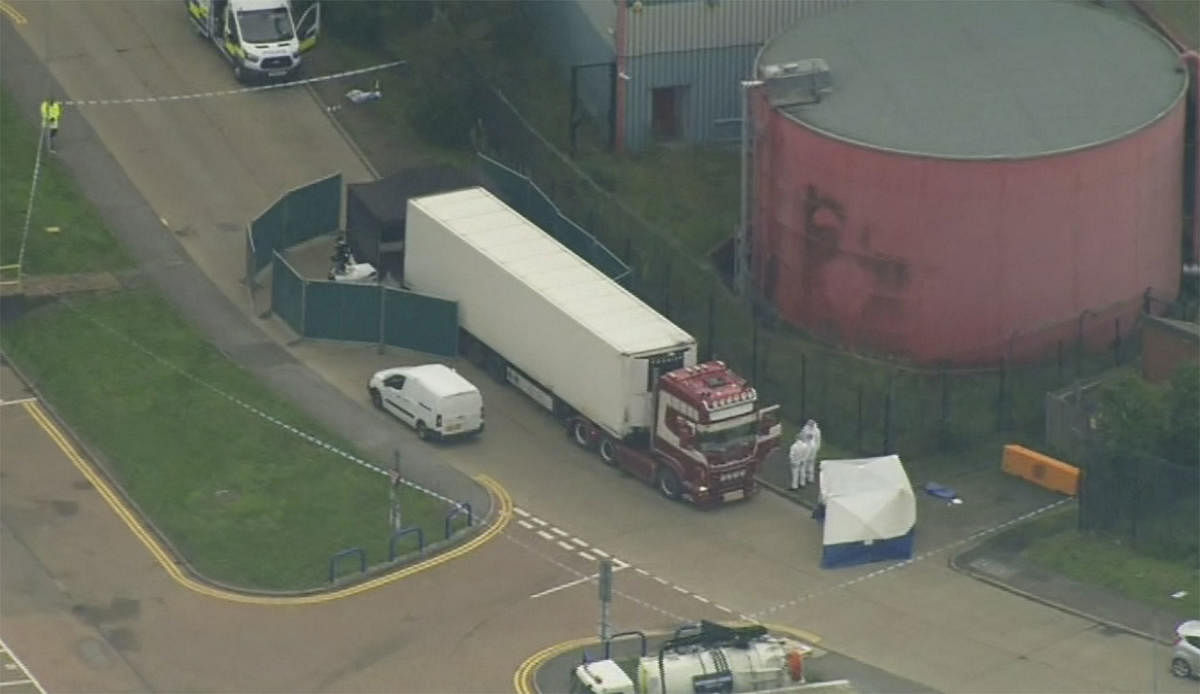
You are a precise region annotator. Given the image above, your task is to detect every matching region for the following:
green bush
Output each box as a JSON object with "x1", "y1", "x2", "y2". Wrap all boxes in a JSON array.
[{"x1": 404, "y1": 20, "x2": 483, "y2": 149}]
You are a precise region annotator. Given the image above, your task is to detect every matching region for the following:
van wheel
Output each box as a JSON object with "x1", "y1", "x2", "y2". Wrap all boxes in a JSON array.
[
  {"x1": 369, "y1": 387, "x2": 382, "y2": 410},
  {"x1": 656, "y1": 466, "x2": 682, "y2": 500},
  {"x1": 571, "y1": 419, "x2": 596, "y2": 450},
  {"x1": 598, "y1": 438, "x2": 618, "y2": 466},
  {"x1": 233, "y1": 64, "x2": 245, "y2": 82},
  {"x1": 416, "y1": 421, "x2": 431, "y2": 441},
  {"x1": 1171, "y1": 657, "x2": 1193, "y2": 679}
]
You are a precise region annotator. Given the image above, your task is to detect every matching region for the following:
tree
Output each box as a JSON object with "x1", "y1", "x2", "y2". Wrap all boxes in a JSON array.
[{"x1": 1094, "y1": 371, "x2": 1166, "y2": 460}]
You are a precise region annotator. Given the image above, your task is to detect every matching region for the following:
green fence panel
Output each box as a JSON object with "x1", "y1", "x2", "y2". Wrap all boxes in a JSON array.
[
  {"x1": 477, "y1": 152, "x2": 632, "y2": 285},
  {"x1": 271, "y1": 252, "x2": 305, "y2": 334},
  {"x1": 382, "y1": 289, "x2": 459, "y2": 357},
  {"x1": 252, "y1": 201, "x2": 286, "y2": 272},
  {"x1": 303, "y1": 281, "x2": 383, "y2": 343},
  {"x1": 282, "y1": 173, "x2": 343, "y2": 248},
  {"x1": 554, "y1": 216, "x2": 593, "y2": 261}
]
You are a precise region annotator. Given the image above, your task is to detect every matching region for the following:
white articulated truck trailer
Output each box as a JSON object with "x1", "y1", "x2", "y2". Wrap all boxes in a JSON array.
[{"x1": 404, "y1": 188, "x2": 782, "y2": 506}]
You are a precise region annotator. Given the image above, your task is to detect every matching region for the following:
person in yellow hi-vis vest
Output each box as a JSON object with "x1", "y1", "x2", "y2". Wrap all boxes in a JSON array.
[{"x1": 40, "y1": 99, "x2": 62, "y2": 153}]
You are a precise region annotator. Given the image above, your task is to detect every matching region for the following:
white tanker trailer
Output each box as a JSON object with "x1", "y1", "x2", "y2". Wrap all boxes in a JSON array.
[{"x1": 571, "y1": 622, "x2": 855, "y2": 694}]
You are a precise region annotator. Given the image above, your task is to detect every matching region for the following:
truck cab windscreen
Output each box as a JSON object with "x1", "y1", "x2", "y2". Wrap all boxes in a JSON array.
[
  {"x1": 237, "y1": 9, "x2": 294, "y2": 43},
  {"x1": 697, "y1": 421, "x2": 756, "y2": 453}
]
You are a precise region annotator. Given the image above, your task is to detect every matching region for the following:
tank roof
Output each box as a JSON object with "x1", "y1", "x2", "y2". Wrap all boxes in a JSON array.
[{"x1": 756, "y1": 1, "x2": 1187, "y2": 158}]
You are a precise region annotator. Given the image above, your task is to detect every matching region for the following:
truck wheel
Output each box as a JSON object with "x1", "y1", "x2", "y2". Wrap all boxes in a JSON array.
[
  {"x1": 656, "y1": 466, "x2": 682, "y2": 500},
  {"x1": 369, "y1": 387, "x2": 382, "y2": 410},
  {"x1": 570, "y1": 419, "x2": 596, "y2": 450},
  {"x1": 598, "y1": 438, "x2": 618, "y2": 466},
  {"x1": 416, "y1": 421, "x2": 431, "y2": 441}
]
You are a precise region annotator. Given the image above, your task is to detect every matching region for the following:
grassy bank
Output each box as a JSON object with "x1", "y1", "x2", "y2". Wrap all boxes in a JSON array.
[
  {"x1": 997, "y1": 507, "x2": 1200, "y2": 615},
  {"x1": 2, "y1": 290, "x2": 450, "y2": 590},
  {"x1": 0, "y1": 88, "x2": 131, "y2": 276},
  {"x1": 1, "y1": 80, "x2": 454, "y2": 591}
]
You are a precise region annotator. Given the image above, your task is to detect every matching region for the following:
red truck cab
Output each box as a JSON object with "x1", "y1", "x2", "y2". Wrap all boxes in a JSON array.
[{"x1": 605, "y1": 361, "x2": 781, "y2": 505}]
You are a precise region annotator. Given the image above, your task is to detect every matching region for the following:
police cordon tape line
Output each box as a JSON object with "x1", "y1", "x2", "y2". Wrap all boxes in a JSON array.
[
  {"x1": 56, "y1": 295, "x2": 462, "y2": 509},
  {"x1": 746, "y1": 496, "x2": 1074, "y2": 620},
  {"x1": 61, "y1": 60, "x2": 406, "y2": 107},
  {"x1": 11, "y1": 122, "x2": 49, "y2": 285}
]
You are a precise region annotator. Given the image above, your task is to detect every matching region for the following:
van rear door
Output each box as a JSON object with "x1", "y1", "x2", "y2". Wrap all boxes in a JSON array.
[{"x1": 439, "y1": 391, "x2": 483, "y2": 435}]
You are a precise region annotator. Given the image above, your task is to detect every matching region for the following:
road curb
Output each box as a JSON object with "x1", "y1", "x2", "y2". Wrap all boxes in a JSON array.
[
  {"x1": 756, "y1": 475, "x2": 816, "y2": 510},
  {"x1": 947, "y1": 537, "x2": 1172, "y2": 645}
]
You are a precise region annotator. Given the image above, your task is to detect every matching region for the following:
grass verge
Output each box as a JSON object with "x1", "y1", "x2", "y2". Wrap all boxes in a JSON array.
[
  {"x1": 996, "y1": 506, "x2": 1200, "y2": 615},
  {"x1": 2, "y1": 290, "x2": 453, "y2": 591},
  {"x1": 0, "y1": 87, "x2": 132, "y2": 276}
]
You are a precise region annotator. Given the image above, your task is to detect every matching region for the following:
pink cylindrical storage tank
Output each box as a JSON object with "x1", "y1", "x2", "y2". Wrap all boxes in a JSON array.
[{"x1": 751, "y1": 1, "x2": 1189, "y2": 364}]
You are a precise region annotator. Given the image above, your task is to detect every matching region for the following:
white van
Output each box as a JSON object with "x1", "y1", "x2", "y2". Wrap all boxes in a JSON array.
[{"x1": 368, "y1": 364, "x2": 484, "y2": 441}]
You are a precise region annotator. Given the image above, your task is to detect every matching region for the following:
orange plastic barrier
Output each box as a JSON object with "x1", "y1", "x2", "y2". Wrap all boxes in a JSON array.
[{"x1": 1001, "y1": 445, "x2": 1079, "y2": 496}]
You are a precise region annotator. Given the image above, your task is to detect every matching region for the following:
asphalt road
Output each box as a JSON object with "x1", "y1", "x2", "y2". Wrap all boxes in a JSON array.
[{"x1": 2, "y1": 2, "x2": 1196, "y2": 693}]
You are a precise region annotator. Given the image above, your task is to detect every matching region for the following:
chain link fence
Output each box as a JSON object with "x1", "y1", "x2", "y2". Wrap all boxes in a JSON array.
[
  {"x1": 1078, "y1": 446, "x2": 1199, "y2": 561},
  {"x1": 471, "y1": 82, "x2": 1162, "y2": 456}
]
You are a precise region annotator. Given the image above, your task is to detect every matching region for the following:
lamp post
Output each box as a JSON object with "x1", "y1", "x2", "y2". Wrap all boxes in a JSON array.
[{"x1": 736, "y1": 79, "x2": 763, "y2": 296}]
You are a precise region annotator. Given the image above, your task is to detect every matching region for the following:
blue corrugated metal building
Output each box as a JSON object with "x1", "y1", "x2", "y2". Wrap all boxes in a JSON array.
[{"x1": 531, "y1": 0, "x2": 849, "y2": 151}]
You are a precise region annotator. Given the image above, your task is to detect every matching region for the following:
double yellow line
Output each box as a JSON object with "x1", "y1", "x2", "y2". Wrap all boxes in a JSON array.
[
  {"x1": 512, "y1": 623, "x2": 822, "y2": 694},
  {"x1": 21, "y1": 400, "x2": 512, "y2": 605},
  {"x1": 0, "y1": 1, "x2": 26, "y2": 25}
]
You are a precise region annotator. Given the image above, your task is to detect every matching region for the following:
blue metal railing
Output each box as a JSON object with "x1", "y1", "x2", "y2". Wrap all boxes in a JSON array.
[
  {"x1": 389, "y1": 527, "x2": 426, "y2": 562},
  {"x1": 328, "y1": 547, "x2": 366, "y2": 583},
  {"x1": 444, "y1": 502, "x2": 473, "y2": 539}
]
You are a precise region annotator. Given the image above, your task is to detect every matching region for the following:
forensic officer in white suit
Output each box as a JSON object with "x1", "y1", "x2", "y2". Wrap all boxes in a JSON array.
[
  {"x1": 800, "y1": 419, "x2": 822, "y2": 487},
  {"x1": 788, "y1": 431, "x2": 812, "y2": 491}
]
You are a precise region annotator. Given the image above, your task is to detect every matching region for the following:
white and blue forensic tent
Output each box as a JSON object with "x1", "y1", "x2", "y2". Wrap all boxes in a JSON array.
[{"x1": 818, "y1": 455, "x2": 916, "y2": 568}]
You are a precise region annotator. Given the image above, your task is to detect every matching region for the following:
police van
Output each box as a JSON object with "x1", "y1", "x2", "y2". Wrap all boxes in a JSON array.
[{"x1": 185, "y1": 0, "x2": 319, "y2": 82}]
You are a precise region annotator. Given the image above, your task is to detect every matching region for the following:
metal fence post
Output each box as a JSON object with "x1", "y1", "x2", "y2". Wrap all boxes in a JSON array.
[
  {"x1": 1113, "y1": 317, "x2": 1121, "y2": 366},
  {"x1": 300, "y1": 278, "x2": 308, "y2": 337},
  {"x1": 855, "y1": 385, "x2": 864, "y2": 454},
  {"x1": 799, "y1": 353, "x2": 807, "y2": 419},
  {"x1": 378, "y1": 282, "x2": 386, "y2": 355},
  {"x1": 939, "y1": 367, "x2": 950, "y2": 443},
  {"x1": 705, "y1": 290, "x2": 715, "y2": 362},
  {"x1": 883, "y1": 370, "x2": 895, "y2": 454},
  {"x1": 751, "y1": 310, "x2": 760, "y2": 385},
  {"x1": 598, "y1": 559, "x2": 613, "y2": 642},
  {"x1": 997, "y1": 359, "x2": 1008, "y2": 432}
]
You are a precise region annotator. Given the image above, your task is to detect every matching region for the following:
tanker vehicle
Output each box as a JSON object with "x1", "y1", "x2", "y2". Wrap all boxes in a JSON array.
[
  {"x1": 403, "y1": 188, "x2": 781, "y2": 505},
  {"x1": 570, "y1": 621, "x2": 855, "y2": 694}
]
